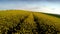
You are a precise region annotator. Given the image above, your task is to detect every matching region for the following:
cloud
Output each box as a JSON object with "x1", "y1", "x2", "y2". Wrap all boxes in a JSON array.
[{"x1": 0, "y1": 0, "x2": 60, "y2": 15}]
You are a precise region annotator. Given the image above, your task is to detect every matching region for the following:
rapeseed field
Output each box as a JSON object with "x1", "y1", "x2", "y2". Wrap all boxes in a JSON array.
[{"x1": 0, "y1": 10, "x2": 60, "y2": 34}]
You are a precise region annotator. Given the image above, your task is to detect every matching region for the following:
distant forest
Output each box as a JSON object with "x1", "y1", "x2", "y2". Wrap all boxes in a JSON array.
[{"x1": 42, "y1": 13, "x2": 60, "y2": 18}]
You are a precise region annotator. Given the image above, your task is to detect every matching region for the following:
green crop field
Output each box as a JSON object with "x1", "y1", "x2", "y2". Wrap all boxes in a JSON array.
[{"x1": 0, "y1": 10, "x2": 60, "y2": 34}]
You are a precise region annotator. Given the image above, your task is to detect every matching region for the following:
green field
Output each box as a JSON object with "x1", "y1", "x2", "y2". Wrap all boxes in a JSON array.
[{"x1": 0, "y1": 10, "x2": 60, "y2": 34}]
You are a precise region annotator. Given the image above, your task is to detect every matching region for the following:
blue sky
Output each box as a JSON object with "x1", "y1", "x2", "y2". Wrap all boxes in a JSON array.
[{"x1": 0, "y1": 0, "x2": 60, "y2": 14}]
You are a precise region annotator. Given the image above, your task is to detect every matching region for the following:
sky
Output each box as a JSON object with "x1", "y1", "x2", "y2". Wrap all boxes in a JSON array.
[{"x1": 0, "y1": 0, "x2": 60, "y2": 15}]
